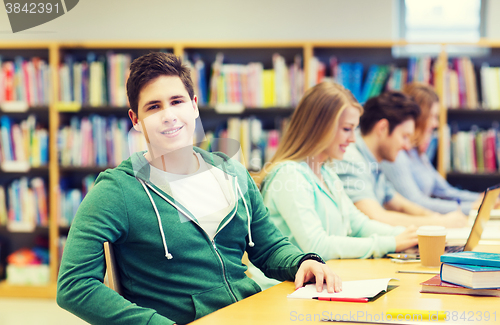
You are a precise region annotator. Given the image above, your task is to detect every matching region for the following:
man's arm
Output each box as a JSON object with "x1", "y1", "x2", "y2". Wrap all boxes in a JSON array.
[
  {"x1": 354, "y1": 198, "x2": 467, "y2": 228},
  {"x1": 385, "y1": 192, "x2": 435, "y2": 216}
]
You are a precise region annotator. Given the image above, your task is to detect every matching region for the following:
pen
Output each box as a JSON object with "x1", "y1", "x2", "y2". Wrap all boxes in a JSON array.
[
  {"x1": 322, "y1": 318, "x2": 404, "y2": 324},
  {"x1": 397, "y1": 270, "x2": 439, "y2": 274},
  {"x1": 313, "y1": 297, "x2": 369, "y2": 303}
]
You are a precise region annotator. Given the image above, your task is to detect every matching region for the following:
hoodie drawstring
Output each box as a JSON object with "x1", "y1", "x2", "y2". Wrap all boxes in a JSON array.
[
  {"x1": 237, "y1": 182, "x2": 255, "y2": 248},
  {"x1": 138, "y1": 176, "x2": 255, "y2": 260},
  {"x1": 139, "y1": 179, "x2": 173, "y2": 259}
]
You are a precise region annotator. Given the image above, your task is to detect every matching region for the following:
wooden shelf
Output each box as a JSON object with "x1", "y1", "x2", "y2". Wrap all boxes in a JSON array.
[
  {"x1": 198, "y1": 107, "x2": 295, "y2": 118},
  {"x1": 0, "y1": 281, "x2": 56, "y2": 298},
  {"x1": 58, "y1": 106, "x2": 129, "y2": 116},
  {"x1": 447, "y1": 172, "x2": 500, "y2": 178},
  {"x1": 448, "y1": 108, "x2": 500, "y2": 118},
  {"x1": 0, "y1": 166, "x2": 49, "y2": 178},
  {"x1": 0, "y1": 106, "x2": 49, "y2": 114},
  {"x1": 60, "y1": 166, "x2": 113, "y2": 173}
]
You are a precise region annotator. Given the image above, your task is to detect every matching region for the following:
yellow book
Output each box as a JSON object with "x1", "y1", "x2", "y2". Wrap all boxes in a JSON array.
[
  {"x1": 262, "y1": 70, "x2": 275, "y2": 108},
  {"x1": 0, "y1": 186, "x2": 7, "y2": 225},
  {"x1": 240, "y1": 119, "x2": 250, "y2": 168}
]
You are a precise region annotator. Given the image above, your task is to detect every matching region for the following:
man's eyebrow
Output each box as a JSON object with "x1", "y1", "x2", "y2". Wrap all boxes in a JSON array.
[
  {"x1": 142, "y1": 95, "x2": 188, "y2": 109},
  {"x1": 142, "y1": 100, "x2": 160, "y2": 109},
  {"x1": 170, "y1": 95, "x2": 186, "y2": 100}
]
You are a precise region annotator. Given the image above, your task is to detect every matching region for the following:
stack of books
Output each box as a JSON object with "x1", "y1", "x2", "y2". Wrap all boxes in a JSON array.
[
  {"x1": 0, "y1": 115, "x2": 49, "y2": 168},
  {"x1": 202, "y1": 53, "x2": 303, "y2": 109},
  {"x1": 58, "y1": 52, "x2": 131, "y2": 107},
  {"x1": 420, "y1": 251, "x2": 500, "y2": 297},
  {"x1": 58, "y1": 115, "x2": 132, "y2": 167},
  {"x1": 195, "y1": 117, "x2": 284, "y2": 172},
  {"x1": 0, "y1": 56, "x2": 51, "y2": 106},
  {"x1": 448, "y1": 127, "x2": 500, "y2": 173},
  {"x1": 0, "y1": 177, "x2": 48, "y2": 230}
]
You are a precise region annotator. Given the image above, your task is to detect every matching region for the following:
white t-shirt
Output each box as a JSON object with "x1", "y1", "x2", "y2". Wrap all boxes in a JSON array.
[{"x1": 149, "y1": 152, "x2": 232, "y2": 240}]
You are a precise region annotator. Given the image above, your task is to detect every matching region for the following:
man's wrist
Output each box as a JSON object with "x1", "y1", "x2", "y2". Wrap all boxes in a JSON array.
[{"x1": 298, "y1": 253, "x2": 326, "y2": 268}]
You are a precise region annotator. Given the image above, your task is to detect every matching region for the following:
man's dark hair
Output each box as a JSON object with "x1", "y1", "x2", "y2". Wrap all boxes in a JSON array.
[
  {"x1": 359, "y1": 91, "x2": 421, "y2": 135},
  {"x1": 126, "y1": 52, "x2": 194, "y2": 114}
]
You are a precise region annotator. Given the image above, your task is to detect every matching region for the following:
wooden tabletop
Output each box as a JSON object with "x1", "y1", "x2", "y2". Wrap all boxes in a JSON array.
[{"x1": 191, "y1": 246, "x2": 500, "y2": 325}]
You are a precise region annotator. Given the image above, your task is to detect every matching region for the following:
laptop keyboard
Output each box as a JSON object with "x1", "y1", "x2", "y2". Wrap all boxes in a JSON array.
[{"x1": 445, "y1": 245, "x2": 464, "y2": 253}]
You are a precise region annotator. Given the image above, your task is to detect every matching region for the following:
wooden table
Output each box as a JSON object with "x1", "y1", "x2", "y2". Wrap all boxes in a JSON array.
[{"x1": 191, "y1": 248, "x2": 500, "y2": 324}]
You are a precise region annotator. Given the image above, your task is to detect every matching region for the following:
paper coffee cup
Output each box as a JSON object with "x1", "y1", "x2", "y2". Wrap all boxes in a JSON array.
[{"x1": 417, "y1": 226, "x2": 447, "y2": 267}]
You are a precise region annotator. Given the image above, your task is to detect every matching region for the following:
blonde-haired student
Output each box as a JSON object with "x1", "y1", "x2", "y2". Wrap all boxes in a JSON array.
[
  {"x1": 380, "y1": 83, "x2": 481, "y2": 214},
  {"x1": 253, "y1": 82, "x2": 418, "y2": 264}
]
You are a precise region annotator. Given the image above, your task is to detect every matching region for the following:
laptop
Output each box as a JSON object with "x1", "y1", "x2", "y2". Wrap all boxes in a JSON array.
[{"x1": 393, "y1": 183, "x2": 500, "y2": 257}]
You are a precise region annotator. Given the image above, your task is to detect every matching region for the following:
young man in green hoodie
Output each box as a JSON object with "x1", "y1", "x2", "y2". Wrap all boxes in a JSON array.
[{"x1": 57, "y1": 52, "x2": 341, "y2": 325}]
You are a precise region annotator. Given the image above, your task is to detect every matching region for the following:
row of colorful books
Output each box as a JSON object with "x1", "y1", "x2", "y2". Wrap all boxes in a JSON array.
[
  {"x1": 58, "y1": 52, "x2": 131, "y2": 107},
  {"x1": 0, "y1": 177, "x2": 48, "y2": 229},
  {"x1": 196, "y1": 116, "x2": 285, "y2": 171},
  {"x1": 443, "y1": 57, "x2": 478, "y2": 109},
  {"x1": 446, "y1": 126, "x2": 500, "y2": 173},
  {"x1": 308, "y1": 56, "x2": 435, "y2": 103},
  {"x1": 0, "y1": 115, "x2": 48, "y2": 167},
  {"x1": 420, "y1": 252, "x2": 500, "y2": 296},
  {"x1": 192, "y1": 53, "x2": 304, "y2": 109},
  {"x1": 0, "y1": 56, "x2": 51, "y2": 107},
  {"x1": 58, "y1": 115, "x2": 135, "y2": 167},
  {"x1": 58, "y1": 174, "x2": 96, "y2": 227}
]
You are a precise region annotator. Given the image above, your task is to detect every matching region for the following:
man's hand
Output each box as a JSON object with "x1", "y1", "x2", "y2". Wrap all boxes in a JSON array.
[
  {"x1": 294, "y1": 260, "x2": 342, "y2": 293},
  {"x1": 441, "y1": 210, "x2": 467, "y2": 228}
]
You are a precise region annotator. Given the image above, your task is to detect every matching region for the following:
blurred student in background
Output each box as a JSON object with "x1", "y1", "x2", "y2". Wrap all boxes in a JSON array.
[
  {"x1": 334, "y1": 91, "x2": 467, "y2": 228},
  {"x1": 252, "y1": 82, "x2": 418, "y2": 268},
  {"x1": 380, "y1": 83, "x2": 481, "y2": 214}
]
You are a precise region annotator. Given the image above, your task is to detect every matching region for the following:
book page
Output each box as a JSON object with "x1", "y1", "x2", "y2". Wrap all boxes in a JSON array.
[{"x1": 288, "y1": 278, "x2": 397, "y2": 299}]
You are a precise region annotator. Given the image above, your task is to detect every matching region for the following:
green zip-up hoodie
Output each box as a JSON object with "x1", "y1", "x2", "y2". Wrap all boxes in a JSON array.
[{"x1": 57, "y1": 148, "x2": 306, "y2": 325}]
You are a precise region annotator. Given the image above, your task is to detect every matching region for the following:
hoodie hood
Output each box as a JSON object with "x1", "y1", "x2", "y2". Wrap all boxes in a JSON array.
[
  {"x1": 109, "y1": 148, "x2": 254, "y2": 260},
  {"x1": 116, "y1": 147, "x2": 238, "y2": 184}
]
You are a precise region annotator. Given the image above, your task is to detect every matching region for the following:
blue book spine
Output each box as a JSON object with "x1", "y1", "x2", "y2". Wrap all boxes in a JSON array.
[
  {"x1": 408, "y1": 57, "x2": 416, "y2": 83},
  {"x1": 64, "y1": 54, "x2": 75, "y2": 102},
  {"x1": 338, "y1": 62, "x2": 351, "y2": 90},
  {"x1": 40, "y1": 130, "x2": 48, "y2": 165},
  {"x1": 441, "y1": 251, "x2": 500, "y2": 267},
  {"x1": 14, "y1": 56, "x2": 25, "y2": 102},
  {"x1": 351, "y1": 62, "x2": 363, "y2": 102},
  {"x1": 361, "y1": 65, "x2": 379, "y2": 104},
  {"x1": 1, "y1": 116, "x2": 13, "y2": 161}
]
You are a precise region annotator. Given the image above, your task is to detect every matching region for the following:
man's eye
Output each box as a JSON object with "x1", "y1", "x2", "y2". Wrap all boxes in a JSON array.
[
  {"x1": 148, "y1": 105, "x2": 159, "y2": 110},
  {"x1": 172, "y1": 100, "x2": 183, "y2": 105},
  {"x1": 343, "y1": 128, "x2": 351, "y2": 132}
]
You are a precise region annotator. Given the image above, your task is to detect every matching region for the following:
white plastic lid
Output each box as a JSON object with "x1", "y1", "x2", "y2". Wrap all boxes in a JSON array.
[{"x1": 416, "y1": 226, "x2": 447, "y2": 236}]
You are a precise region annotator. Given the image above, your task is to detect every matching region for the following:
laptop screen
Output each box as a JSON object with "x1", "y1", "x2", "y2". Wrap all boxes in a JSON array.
[{"x1": 464, "y1": 184, "x2": 500, "y2": 251}]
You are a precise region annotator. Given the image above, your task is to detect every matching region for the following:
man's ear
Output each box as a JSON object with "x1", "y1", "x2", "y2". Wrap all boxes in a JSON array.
[
  {"x1": 128, "y1": 109, "x2": 142, "y2": 132},
  {"x1": 192, "y1": 95, "x2": 199, "y2": 119},
  {"x1": 374, "y1": 118, "x2": 389, "y2": 137}
]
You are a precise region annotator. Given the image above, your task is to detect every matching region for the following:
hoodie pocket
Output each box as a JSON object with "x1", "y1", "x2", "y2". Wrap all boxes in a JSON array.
[
  {"x1": 231, "y1": 276, "x2": 262, "y2": 300},
  {"x1": 191, "y1": 285, "x2": 234, "y2": 320}
]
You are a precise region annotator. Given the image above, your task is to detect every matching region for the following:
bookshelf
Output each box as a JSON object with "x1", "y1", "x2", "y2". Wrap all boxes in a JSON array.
[
  {"x1": 0, "y1": 42, "x2": 54, "y2": 297},
  {"x1": 1, "y1": 39, "x2": 500, "y2": 297},
  {"x1": 441, "y1": 41, "x2": 500, "y2": 191}
]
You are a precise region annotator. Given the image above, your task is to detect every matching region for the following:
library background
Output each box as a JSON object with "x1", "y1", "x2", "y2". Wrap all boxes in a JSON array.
[{"x1": 0, "y1": 0, "x2": 499, "y2": 315}]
